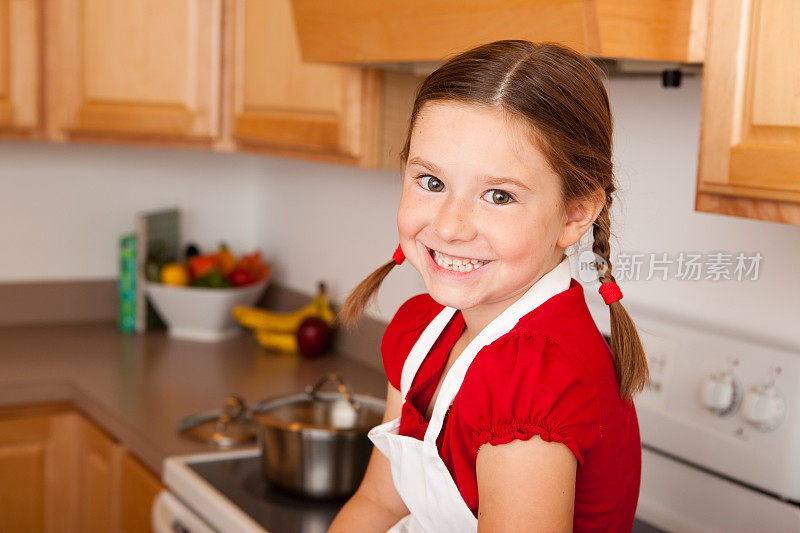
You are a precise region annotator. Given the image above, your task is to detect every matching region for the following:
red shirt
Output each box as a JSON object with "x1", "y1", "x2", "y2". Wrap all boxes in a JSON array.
[{"x1": 381, "y1": 279, "x2": 641, "y2": 532}]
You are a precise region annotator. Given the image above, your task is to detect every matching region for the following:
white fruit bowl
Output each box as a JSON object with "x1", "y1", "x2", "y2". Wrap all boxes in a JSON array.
[{"x1": 145, "y1": 280, "x2": 269, "y2": 342}]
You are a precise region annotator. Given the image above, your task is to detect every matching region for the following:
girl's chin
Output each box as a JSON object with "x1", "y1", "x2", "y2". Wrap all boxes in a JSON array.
[{"x1": 423, "y1": 286, "x2": 480, "y2": 310}]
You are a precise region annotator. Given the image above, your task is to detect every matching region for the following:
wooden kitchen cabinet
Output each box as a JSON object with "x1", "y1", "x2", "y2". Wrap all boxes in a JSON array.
[
  {"x1": 76, "y1": 416, "x2": 125, "y2": 533},
  {"x1": 0, "y1": 0, "x2": 42, "y2": 136},
  {"x1": 45, "y1": 0, "x2": 222, "y2": 143},
  {"x1": 0, "y1": 403, "x2": 162, "y2": 533},
  {"x1": 119, "y1": 450, "x2": 163, "y2": 533},
  {"x1": 696, "y1": 0, "x2": 800, "y2": 225},
  {"x1": 76, "y1": 414, "x2": 163, "y2": 533},
  {"x1": 291, "y1": 0, "x2": 710, "y2": 64},
  {"x1": 39, "y1": 0, "x2": 407, "y2": 166},
  {"x1": 223, "y1": 0, "x2": 424, "y2": 168},
  {"x1": 224, "y1": 0, "x2": 383, "y2": 166},
  {"x1": 0, "y1": 403, "x2": 77, "y2": 533}
]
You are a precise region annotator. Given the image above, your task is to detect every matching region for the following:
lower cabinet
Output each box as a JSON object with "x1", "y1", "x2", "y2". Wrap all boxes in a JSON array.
[
  {"x1": 120, "y1": 450, "x2": 164, "y2": 533},
  {"x1": 0, "y1": 403, "x2": 75, "y2": 533},
  {"x1": 0, "y1": 403, "x2": 163, "y2": 533},
  {"x1": 78, "y1": 416, "x2": 125, "y2": 532}
]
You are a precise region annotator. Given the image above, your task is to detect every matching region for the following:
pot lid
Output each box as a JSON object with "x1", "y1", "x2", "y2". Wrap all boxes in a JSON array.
[
  {"x1": 252, "y1": 373, "x2": 385, "y2": 433},
  {"x1": 178, "y1": 394, "x2": 257, "y2": 447}
]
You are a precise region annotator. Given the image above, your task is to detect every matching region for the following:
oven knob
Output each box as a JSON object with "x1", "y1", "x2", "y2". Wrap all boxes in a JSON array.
[
  {"x1": 700, "y1": 373, "x2": 741, "y2": 415},
  {"x1": 741, "y1": 385, "x2": 786, "y2": 431}
]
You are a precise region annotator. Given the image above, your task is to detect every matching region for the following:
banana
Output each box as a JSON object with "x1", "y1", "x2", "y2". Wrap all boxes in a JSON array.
[
  {"x1": 254, "y1": 329, "x2": 299, "y2": 354},
  {"x1": 232, "y1": 301, "x2": 318, "y2": 332},
  {"x1": 313, "y1": 292, "x2": 337, "y2": 328},
  {"x1": 232, "y1": 282, "x2": 337, "y2": 334}
]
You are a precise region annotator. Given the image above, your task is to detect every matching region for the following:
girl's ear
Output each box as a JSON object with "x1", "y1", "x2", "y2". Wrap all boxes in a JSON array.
[{"x1": 557, "y1": 190, "x2": 605, "y2": 248}]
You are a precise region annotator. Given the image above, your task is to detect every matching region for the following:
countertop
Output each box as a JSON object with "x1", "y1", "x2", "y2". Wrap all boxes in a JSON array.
[{"x1": 0, "y1": 322, "x2": 388, "y2": 477}]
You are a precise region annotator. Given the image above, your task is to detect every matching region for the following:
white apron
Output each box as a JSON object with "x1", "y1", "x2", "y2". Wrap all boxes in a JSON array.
[{"x1": 368, "y1": 257, "x2": 572, "y2": 533}]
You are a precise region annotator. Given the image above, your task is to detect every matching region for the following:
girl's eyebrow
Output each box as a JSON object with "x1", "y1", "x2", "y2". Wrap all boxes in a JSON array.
[
  {"x1": 407, "y1": 156, "x2": 441, "y2": 174},
  {"x1": 483, "y1": 176, "x2": 532, "y2": 192},
  {"x1": 408, "y1": 156, "x2": 532, "y2": 192}
]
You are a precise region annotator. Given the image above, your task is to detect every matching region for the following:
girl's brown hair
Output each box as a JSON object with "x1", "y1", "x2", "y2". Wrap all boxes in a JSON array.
[{"x1": 339, "y1": 40, "x2": 649, "y2": 401}]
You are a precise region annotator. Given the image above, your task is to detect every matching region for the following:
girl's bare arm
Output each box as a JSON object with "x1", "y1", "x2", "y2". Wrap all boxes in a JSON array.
[
  {"x1": 476, "y1": 436, "x2": 577, "y2": 533},
  {"x1": 328, "y1": 383, "x2": 409, "y2": 532}
]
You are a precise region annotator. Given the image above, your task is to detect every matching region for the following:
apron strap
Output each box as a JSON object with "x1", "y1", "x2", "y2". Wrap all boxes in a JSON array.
[{"x1": 400, "y1": 306, "x2": 458, "y2": 399}]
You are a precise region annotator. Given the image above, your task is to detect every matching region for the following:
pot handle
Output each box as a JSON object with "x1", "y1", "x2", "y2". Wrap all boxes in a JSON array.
[
  {"x1": 215, "y1": 394, "x2": 250, "y2": 433},
  {"x1": 305, "y1": 373, "x2": 361, "y2": 411}
]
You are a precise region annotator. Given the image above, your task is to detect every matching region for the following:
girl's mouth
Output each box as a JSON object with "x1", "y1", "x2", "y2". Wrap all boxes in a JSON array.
[{"x1": 425, "y1": 246, "x2": 493, "y2": 276}]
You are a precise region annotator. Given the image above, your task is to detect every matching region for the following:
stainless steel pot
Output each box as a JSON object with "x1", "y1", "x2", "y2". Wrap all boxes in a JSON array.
[{"x1": 252, "y1": 373, "x2": 386, "y2": 499}]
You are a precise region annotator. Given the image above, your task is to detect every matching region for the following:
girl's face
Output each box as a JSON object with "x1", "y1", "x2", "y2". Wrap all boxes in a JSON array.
[{"x1": 397, "y1": 101, "x2": 576, "y2": 316}]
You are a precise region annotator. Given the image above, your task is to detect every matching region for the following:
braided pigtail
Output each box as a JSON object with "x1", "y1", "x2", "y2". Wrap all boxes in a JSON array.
[
  {"x1": 592, "y1": 198, "x2": 650, "y2": 402},
  {"x1": 338, "y1": 245, "x2": 406, "y2": 328},
  {"x1": 338, "y1": 259, "x2": 398, "y2": 328}
]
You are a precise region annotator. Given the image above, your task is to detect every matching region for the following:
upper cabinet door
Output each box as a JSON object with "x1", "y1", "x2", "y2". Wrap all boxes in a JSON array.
[
  {"x1": 228, "y1": 0, "x2": 380, "y2": 165},
  {"x1": 0, "y1": 0, "x2": 41, "y2": 135},
  {"x1": 697, "y1": 0, "x2": 800, "y2": 225},
  {"x1": 46, "y1": 0, "x2": 221, "y2": 142}
]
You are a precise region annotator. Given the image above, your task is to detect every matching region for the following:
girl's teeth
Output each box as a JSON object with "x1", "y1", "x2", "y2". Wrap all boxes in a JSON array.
[{"x1": 432, "y1": 249, "x2": 488, "y2": 272}]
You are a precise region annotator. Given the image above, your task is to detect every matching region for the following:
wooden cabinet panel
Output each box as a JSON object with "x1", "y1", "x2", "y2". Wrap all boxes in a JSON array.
[
  {"x1": 0, "y1": 404, "x2": 79, "y2": 533},
  {"x1": 77, "y1": 418, "x2": 125, "y2": 533},
  {"x1": 0, "y1": 418, "x2": 47, "y2": 532},
  {"x1": 0, "y1": 405, "x2": 164, "y2": 533},
  {"x1": 120, "y1": 452, "x2": 162, "y2": 533},
  {"x1": 0, "y1": 0, "x2": 41, "y2": 134},
  {"x1": 291, "y1": 0, "x2": 709, "y2": 64},
  {"x1": 229, "y1": 0, "x2": 380, "y2": 165},
  {"x1": 46, "y1": 0, "x2": 221, "y2": 141},
  {"x1": 696, "y1": 0, "x2": 800, "y2": 224}
]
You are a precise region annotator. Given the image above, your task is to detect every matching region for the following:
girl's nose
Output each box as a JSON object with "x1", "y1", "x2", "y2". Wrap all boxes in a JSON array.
[{"x1": 431, "y1": 196, "x2": 477, "y2": 243}]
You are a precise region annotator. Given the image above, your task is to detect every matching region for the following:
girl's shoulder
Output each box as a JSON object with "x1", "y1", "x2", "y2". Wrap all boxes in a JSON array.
[
  {"x1": 380, "y1": 293, "x2": 445, "y2": 390},
  {"x1": 457, "y1": 332, "x2": 602, "y2": 465}
]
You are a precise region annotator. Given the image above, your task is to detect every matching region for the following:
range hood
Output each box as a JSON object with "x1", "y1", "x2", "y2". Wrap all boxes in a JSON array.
[{"x1": 290, "y1": 0, "x2": 708, "y2": 71}]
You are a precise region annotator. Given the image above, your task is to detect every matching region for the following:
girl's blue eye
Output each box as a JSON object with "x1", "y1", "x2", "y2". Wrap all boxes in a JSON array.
[{"x1": 415, "y1": 175, "x2": 513, "y2": 204}]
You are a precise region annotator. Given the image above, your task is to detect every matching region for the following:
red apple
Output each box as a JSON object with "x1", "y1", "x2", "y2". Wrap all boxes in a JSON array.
[{"x1": 296, "y1": 317, "x2": 332, "y2": 358}]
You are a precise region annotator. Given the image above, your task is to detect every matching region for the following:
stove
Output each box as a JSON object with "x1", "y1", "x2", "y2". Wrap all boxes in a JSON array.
[
  {"x1": 586, "y1": 299, "x2": 800, "y2": 532},
  {"x1": 156, "y1": 447, "x2": 345, "y2": 533}
]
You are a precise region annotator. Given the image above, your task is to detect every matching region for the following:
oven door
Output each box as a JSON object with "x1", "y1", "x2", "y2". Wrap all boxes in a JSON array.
[
  {"x1": 152, "y1": 490, "x2": 218, "y2": 533},
  {"x1": 638, "y1": 447, "x2": 800, "y2": 532}
]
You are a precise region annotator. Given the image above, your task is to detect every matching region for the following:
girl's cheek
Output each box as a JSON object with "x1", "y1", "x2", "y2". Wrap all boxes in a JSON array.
[
  {"x1": 396, "y1": 200, "x2": 419, "y2": 241},
  {"x1": 397, "y1": 215, "x2": 421, "y2": 248},
  {"x1": 483, "y1": 220, "x2": 538, "y2": 262},
  {"x1": 397, "y1": 190, "x2": 428, "y2": 228}
]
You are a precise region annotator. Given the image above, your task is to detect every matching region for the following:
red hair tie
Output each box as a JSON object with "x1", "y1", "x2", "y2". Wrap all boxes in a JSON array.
[
  {"x1": 598, "y1": 282, "x2": 622, "y2": 305},
  {"x1": 392, "y1": 244, "x2": 405, "y2": 265}
]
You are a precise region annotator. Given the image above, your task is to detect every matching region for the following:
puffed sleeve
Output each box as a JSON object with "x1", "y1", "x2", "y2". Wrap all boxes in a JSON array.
[
  {"x1": 380, "y1": 293, "x2": 443, "y2": 391},
  {"x1": 457, "y1": 332, "x2": 600, "y2": 466}
]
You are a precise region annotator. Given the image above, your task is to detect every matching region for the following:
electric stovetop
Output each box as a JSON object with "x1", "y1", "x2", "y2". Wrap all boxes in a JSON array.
[{"x1": 187, "y1": 453, "x2": 347, "y2": 533}]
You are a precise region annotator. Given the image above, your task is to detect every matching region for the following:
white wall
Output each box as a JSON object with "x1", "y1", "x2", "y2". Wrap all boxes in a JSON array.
[
  {"x1": 253, "y1": 155, "x2": 425, "y2": 321},
  {"x1": 2, "y1": 70, "x2": 799, "y2": 349},
  {"x1": 0, "y1": 142, "x2": 263, "y2": 281}
]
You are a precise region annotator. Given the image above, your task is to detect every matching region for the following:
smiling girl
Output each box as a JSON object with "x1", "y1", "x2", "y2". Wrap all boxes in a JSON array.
[{"x1": 330, "y1": 40, "x2": 648, "y2": 533}]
